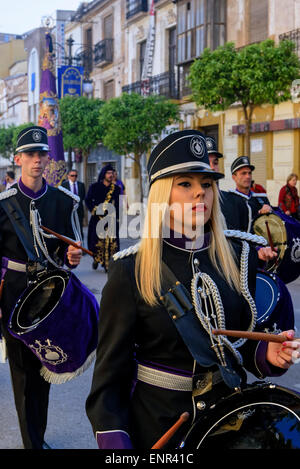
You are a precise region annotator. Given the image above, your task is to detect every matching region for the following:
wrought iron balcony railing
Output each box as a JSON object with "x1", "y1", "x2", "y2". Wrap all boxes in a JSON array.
[
  {"x1": 72, "y1": 47, "x2": 94, "y2": 75},
  {"x1": 122, "y1": 71, "x2": 178, "y2": 99},
  {"x1": 126, "y1": 0, "x2": 148, "y2": 20},
  {"x1": 94, "y1": 38, "x2": 114, "y2": 67},
  {"x1": 279, "y1": 28, "x2": 300, "y2": 56}
]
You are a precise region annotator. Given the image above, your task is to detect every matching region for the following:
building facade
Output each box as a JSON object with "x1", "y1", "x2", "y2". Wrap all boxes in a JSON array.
[
  {"x1": 174, "y1": 0, "x2": 300, "y2": 204},
  {"x1": 2, "y1": 0, "x2": 300, "y2": 205},
  {"x1": 62, "y1": 0, "x2": 125, "y2": 189}
]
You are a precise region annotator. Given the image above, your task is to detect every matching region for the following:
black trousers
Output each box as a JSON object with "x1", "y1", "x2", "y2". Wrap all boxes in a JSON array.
[{"x1": 3, "y1": 329, "x2": 50, "y2": 449}]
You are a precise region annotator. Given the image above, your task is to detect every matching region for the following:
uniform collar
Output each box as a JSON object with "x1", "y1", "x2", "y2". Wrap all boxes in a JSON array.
[
  {"x1": 18, "y1": 177, "x2": 47, "y2": 199},
  {"x1": 235, "y1": 188, "x2": 252, "y2": 198},
  {"x1": 163, "y1": 228, "x2": 211, "y2": 252}
]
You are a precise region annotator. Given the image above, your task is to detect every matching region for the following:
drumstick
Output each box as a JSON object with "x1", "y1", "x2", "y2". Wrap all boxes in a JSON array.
[
  {"x1": 40, "y1": 225, "x2": 94, "y2": 257},
  {"x1": 212, "y1": 329, "x2": 300, "y2": 344},
  {"x1": 151, "y1": 412, "x2": 190, "y2": 449},
  {"x1": 0, "y1": 279, "x2": 4, "y2": 301},
  {"x1": 265, "y1": 221, "x2": 275, "y2": 251}
]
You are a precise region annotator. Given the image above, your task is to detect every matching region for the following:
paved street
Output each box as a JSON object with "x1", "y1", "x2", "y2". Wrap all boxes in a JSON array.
[{"x1": 0, "y1": 230, "x2": 299, "y2": 449}]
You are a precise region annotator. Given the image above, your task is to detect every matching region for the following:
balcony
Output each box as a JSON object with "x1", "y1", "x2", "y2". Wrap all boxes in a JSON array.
[
  {"x1": 94, "y1": 38, "x2": 114, "y2": 67},
  {"x1": 73, "y1": 48, "x2": 93, "y2": 75},
  {"x1": 279, "y1": 28, "x2": 300, "y2": 57},
  {"x1": 122, "y1": 71, "x2": 178, "y2": 99},
  {"x1": 126, "y1": 0, "x2": 148, "y2": 20}
]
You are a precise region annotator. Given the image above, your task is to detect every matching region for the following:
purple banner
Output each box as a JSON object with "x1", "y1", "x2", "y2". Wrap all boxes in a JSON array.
[{"x1": 38, "y1": 32, "x2": 66, "y2": 186}]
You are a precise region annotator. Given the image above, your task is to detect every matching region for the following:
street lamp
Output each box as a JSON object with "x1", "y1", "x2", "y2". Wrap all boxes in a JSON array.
[{"x1": 64, "y1": 37, "x2": 94, "y2": 96}]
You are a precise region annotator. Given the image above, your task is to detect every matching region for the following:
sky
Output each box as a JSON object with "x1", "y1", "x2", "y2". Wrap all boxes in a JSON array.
[{"x1": 0, "y1": 0, "x2": 89, "y2": 35}]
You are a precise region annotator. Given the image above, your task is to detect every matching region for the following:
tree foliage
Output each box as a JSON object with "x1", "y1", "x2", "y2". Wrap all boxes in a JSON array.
[
  {"x1": 0, "y1": 123, "x2": 34, "y2": 161},
  {"x1": 59, "y1": 96, "x2": 104, "y2": 154},
  {"x1": 59, "y1": 96, "x2": 104, "y2": 185},
  {"x1": 189, "y1": 39, "x2": 300, "y2": 157},
  {"x1": 98, "y1": 92, "x2": 180, "y2": 200}
]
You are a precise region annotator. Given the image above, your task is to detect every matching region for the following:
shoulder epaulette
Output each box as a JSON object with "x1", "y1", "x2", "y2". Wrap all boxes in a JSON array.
[
  {"x1": 0, "y1": 188, "x2": 17, "y2": 201},
  {"x1": 224, "y1": 229, "x2": 267, "y2": 246},
  {"x1": 251, "y1": 192, "x2": 268, "y2": 198},
  {"x1": 113, "y1": 242, "x2": 140, "y2": 261},
  {"x1": 227, "y1": 189, "x2": 249, "y2": 200},
  {"x1": 58, "y1": 185, "x2": 80, "y2": 203}
]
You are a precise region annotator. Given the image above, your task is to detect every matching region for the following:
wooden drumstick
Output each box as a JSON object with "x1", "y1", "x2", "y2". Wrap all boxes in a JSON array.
[
  {"x1": 212, "y1": 329, "x2": 300, "y2": 344},
  {"x1": 40, "y1": 225, "x2": 94, "y2": 257},
  {"x1": 265, "y1": 221, "x2": 275, "y2": 251},
  {"x1": 151, "y1": 412, "x2": 190, "y2": 449}
]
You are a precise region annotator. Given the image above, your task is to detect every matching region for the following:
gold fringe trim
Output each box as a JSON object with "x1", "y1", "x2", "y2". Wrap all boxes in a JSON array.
[{"x1": 39, "y1": 349, "x2": 96, "y2": 384}]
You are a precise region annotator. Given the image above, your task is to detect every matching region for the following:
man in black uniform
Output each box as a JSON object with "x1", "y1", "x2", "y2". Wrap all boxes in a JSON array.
[
  {"x1": 221, "y1": 156, "x2": 272, "y2": 232},
  {"x1": 0, "y1": 126, "x2": 82, "y2": 449},
  {"x1": 218, "y1": 156, "x2": 276, "y2": 262},
  {"x1": 206, "y1": 136, "x2": 223, "y2": 172}
]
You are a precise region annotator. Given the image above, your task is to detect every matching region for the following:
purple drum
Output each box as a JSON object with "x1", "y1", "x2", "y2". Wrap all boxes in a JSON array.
[
  {"x1": 8, "y1": 269, "x2": 99, "y2": 384},
  {"x1": 255, "y1": 270, "x2": 294, "y2": 334},
  {"x1": 253, "y1": 209, "x2": 300, "y2": 284}
]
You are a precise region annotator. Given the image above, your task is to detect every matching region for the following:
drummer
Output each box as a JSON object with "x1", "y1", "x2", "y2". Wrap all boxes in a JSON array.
[
  {"x1": 220, "y1": 156, "x2": 276, "y2": 263},
  {"x1": 0, "y1": 126, "x2": 82, "y2": 449},
  {"x1": 86, "y1": 130, "x2": 299, "y2": 450},
  {"x1": 221, "y1": 156, "x2": 272, "y2": 231}
]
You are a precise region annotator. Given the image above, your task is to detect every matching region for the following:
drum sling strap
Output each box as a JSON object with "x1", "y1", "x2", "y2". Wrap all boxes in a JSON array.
[
  {"x1": 0, "y1": 196, "x2": 43, "y2": 264},
  {"x1": 160, "y1": 261, "x2": 242, "y2": 389}
]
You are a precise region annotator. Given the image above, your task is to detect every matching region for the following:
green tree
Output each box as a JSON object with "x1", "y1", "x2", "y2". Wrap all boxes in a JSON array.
[
  {"x1": 59, "y1": 96, "x2": 104, "y2": 186},
  {"x1": 98, "y1": 92, "x2": 180, "y2": 201},
  {"x1": 189, "y1": 39, "x2": 300, "y2": 158},
  {"x1": 0, "y1": 125, "x2": 16, "y2": 160},
  {"x1": 0, "y1": 123, "x2": 34, "y2": 164}
]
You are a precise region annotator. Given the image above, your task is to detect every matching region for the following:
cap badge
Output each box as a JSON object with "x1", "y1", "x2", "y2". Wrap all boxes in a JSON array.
[
  {"x1": 32, "y1": 130, "x2": 42, "y2": 142},
  {"x1": 206, "y1": 138, "x2": 214, "y2": 150},
  {"x1": 190, "y1": 136, "x2": 205, "y2": 159}
]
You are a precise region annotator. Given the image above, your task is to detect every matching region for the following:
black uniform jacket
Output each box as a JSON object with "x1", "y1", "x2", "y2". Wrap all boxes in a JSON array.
[
  {"x1": 221, "y1": 190, "x2": 271, "y2": 232},
  {"x1": 86, "y1": 234, "x2": 282, "y2": 450},
  {"x1": 0, "y1": 182, "x2": 76, "y2": 326}
]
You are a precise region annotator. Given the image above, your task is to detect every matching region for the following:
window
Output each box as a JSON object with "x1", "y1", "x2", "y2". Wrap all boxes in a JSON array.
[
  {"x1": 139, "y1": 40, "x2": 147, "y2": 79},
  {"x1": 104, "y1": 80, "x2": 115, "y2": 100},
  {"x1": 104, "y1": 14, "x2": 113, "y2": 39},
  {"x1": 249, "y1": 0, "x2": 268, "y2": 44},
  {"x1": 177, "y1": 0, "x2": 226, "y2": 64},
  {"x1": 84, "y1": 28, "x2": 93, "y2": 74}
]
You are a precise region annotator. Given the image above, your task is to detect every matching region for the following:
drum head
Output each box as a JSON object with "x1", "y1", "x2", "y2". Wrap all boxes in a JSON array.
[
  {"x1": 253, "y1": 213, "x2": 287, "y2": 272},
  {"x1": 10, "y1": 270, "x2": 69, "y2": 335},
  {"x1": 181, "y1": 383, "x2": 300, "y2": 449},
  {"x1": 255, "y1": 272, "x2": 280, "y2": 324}
]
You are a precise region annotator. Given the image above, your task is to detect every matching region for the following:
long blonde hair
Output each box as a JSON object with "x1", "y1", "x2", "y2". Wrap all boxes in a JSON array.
[{"x1": 135, "y1": 176, "x2": 241, "y2": 306}]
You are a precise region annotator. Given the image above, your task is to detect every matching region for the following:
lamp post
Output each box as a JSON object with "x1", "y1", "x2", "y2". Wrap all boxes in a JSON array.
[{"x1": 66, "y1": 36, "x2": 75, "y2": 66}]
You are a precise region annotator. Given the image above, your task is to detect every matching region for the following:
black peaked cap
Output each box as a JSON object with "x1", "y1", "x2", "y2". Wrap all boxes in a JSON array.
[
  {"x1": 15, "y1": 126, "x2": 49, "y2": 153},
  {"x1": 205, "y1": 136, "x2": 223, "y2": 158},
  {"x1": 147, "y1": 129, "x2": 224, "y2": 185},
  {"x1": 231, "y1": 156, "x2": 255, "y2": 174}
]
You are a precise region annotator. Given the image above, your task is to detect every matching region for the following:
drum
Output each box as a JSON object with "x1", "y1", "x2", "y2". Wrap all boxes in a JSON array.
[
  {"x1": 180, "y1": 382, "x2": 300, "y2": 449},
  {"x1": 8, "y1": 269, "x2": 99, "y2": 384},
  {"x1": 255, "y1": 270, "x2": 294, "y2": 333},
  {"x1": 253, "y1": 210, "x2": 300, "y2": 284}
]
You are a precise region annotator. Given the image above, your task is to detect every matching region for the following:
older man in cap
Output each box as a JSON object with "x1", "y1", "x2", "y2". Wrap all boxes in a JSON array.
[
  {"x1": 0, "y1": 125, "x2": 82, "y2": 449},
  {"x1": 220, "y1": 156, "x2": 276, "y2": 263},
  {"x1": 221, "y1": 156, "x2": 271, "y2": 232}
]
